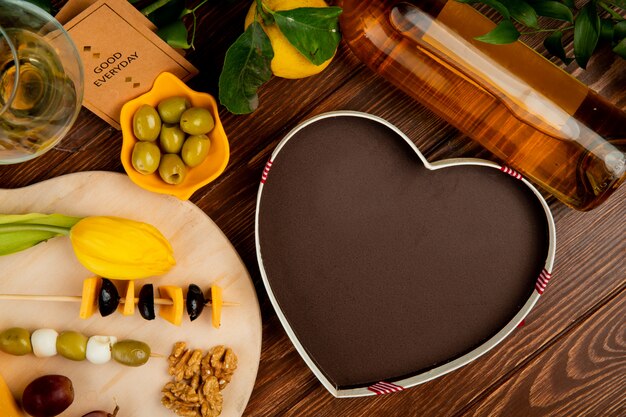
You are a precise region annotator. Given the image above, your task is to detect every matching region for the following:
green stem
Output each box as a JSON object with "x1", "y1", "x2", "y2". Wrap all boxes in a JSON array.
[
  {"x1": 0, "y1": 224, "x2": 70, "y2": 235},
  {"x1": 190, "y1": 11, "x2": 198, "y2": 50},
  {"x1": 176, "y1": 0, "x2": 211, "y2": 50},
  {"x1": 191, "y1": 0, "x2": 210, "y2": 13},
  {"x1": 603, "y1": 0, "x2": 626, "y2": 10},
  {"x1": 521, "y1": 26, "x2": 574, "y2": 35},
  {"x1": 598, "y1": 1, "x2": 625, "y2": 20},
  {"x1": 256, "y1": 0, "x2": 274, "y2": 25},
  {"x1": 140, "y1": 0, "x2": 173, "y2": 16}
]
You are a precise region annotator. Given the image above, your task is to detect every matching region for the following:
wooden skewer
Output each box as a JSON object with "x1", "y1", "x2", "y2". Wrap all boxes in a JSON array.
[{"x1": 0, "y1": 294, "x2": 239, "y2": 306}]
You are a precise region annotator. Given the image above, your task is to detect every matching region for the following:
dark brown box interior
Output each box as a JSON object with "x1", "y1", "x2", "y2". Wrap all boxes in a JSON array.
[{"x1": 258, "y1": 115, "x2": 550, "y2": 389}]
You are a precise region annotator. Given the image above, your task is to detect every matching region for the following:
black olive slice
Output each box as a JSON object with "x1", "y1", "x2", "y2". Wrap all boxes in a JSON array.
[
  {"x1": 186, "y1": 284, "x2": 205, "y2": 321},
  {"x1": 138, "y1": 284, "x2": 155, "y2": 320},
  {"x1": 99, "y1": 278, "x2": 120, "y2": 317}
]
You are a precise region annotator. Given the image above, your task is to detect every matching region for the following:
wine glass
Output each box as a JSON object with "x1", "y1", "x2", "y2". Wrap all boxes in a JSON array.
[{"x1": 0, "y1": 0, "x2": 84, "y2": 164}]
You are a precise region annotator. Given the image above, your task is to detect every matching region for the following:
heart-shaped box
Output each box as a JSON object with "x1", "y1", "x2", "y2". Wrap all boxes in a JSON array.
[{"x1": 255, "y1": 111, "x2": 556, "y2": 398}]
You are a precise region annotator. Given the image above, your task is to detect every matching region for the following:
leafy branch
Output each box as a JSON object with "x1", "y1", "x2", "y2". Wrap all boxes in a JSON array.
[
  {"x1": 218, "y1": 2, "x2": 342, "y2": 114},
  {"x1": 457, "y1": 0, "x2": 626, "y2": 68},
  {"x1": 24, "y1": 0, "x2": 207, "y2": 50}
]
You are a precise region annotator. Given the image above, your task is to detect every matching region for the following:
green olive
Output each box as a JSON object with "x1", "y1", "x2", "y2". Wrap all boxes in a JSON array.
[
  {"x1": 179, "y1": 107, "x2": 214, "y2": 135},
  {"x1": 158, "y1": 96, "x2": 190, "y2": 124},
  {"x1": 158, "y1": 154, "x2": 187, "y2": 185},
  {"x1": 0, "y1": 327, "x2": 32, "y2": 356},
  {"x1": 181, "y1": 134, "x2": 211, "y2": 167},
  {"x1": 132, "y1": 104, "x2": 161, "y2": 141},
  {"x1": 159, "y1": 124, "x2": 186, "y2": 154},
  {"x1": 56, "y1": 331, "x2": 88, "y2": 361},
  {"x1": 111, "y1": 340, "x2": 151, "y2": 367},
  {"x1": 132, "y1": 141, "x2": 161, "y2": 175}
]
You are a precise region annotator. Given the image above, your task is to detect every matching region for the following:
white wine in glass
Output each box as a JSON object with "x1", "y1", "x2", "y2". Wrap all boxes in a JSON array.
[{"x1": 0, "y1": 0, "x2": 83, "y2": 164}]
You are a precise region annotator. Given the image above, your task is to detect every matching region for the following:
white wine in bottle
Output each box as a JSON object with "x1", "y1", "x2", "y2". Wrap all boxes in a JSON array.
[{"x1": 341, "y1": 0, "x2": 626, "y2": 211}]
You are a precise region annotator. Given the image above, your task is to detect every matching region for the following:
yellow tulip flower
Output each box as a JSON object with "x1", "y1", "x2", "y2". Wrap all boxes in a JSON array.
[
  {"x1": 69, "y1": 216, "x2": 175, "y2": 280},
  {"x1": 0, "y1": 214, "x2": 175, "y2": 280}
]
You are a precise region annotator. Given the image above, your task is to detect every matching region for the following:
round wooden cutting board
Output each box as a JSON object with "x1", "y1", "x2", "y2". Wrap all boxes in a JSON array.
[{"x1": 0, "y1": 171, "x2": 262, "y2": 417}]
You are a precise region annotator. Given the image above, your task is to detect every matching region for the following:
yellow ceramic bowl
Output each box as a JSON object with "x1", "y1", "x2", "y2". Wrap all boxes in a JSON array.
[{"x1": 120, "y1": 72, "x2": 229, "y2": 200}]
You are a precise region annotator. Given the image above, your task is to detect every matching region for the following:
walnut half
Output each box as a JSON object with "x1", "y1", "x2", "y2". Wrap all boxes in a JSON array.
[{"x1": 162, "y1": 342, "x2": 237, "y2": 417}]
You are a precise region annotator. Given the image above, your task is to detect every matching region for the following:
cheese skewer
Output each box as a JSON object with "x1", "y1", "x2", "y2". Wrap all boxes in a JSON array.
[
  {"x1": 0, "y1": 294, "x2": 238, "y2": 306},
  {"x1": 1, "y1": 279, "x2": 231, "y2": 328}
]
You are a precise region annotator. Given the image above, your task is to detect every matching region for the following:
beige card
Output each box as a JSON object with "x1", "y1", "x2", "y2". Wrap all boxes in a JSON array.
[
  {"x1": 64, "y1": 0, "x2": 198, "y2": 128},
  {"x1": 56, "y1": 0, "x2": 157, "y2": 30}
]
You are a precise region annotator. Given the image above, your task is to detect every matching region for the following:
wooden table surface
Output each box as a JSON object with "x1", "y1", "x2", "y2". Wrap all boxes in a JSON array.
[{"x1": 2, "y1": 1, "x2": 625, "y2": 416}]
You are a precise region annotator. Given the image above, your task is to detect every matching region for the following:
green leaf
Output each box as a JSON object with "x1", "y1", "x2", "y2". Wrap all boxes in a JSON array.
[
  {"x1": 478, "y1": 0, "x2": 511, "y2": 18},
  {"x1": 544, "y1": 30, "x2": 573, "y2": 64},
  {"x1": 157, "y1": 20, "x2": 191, "y2": 49},
  {"x1": 270, "y1": 7, "x2": 342, "y2": 65},
  {"x1": 599, "y1": 19, "x2": 614, "y2": 42},
  {"x1": 598, "y1": 1, "x2": 626, "y2": 20},
  {"x1": 531, "y1": 1, "x2": 573, "y2": 22},
  {"x1": 500, "y1": 0, "x2": 539, "y2": 28},
  {"x1": 560, "y1": 0, "x2": 575, "y2": 7},
  {"x1": 146, "y1": 0, "x2": 186, "y2": 27},
  {"x1": 574, "y1": 2, "x2": 600, "y2": 69},
  {"x1": 615, "y1": 21, "x2": 626, "y2": 41},
  {"x1": 610, "y1": 0, "x2": 626, "y2": 8},
  {"x1": 219, "y1": 22, "x2": 274, "y2": 114},
  {"x1": 23, "y1": 0, "x2": 51, "y2": 14},
  {"x1": 475, "y1": 20, "x2": 521, "y2": 44},
  {"x1": 457, "y1": 0, "x2": 511, "y2": 19},
  {"x1": 614, "y1": 38, "x2": 626, "y2": 59}
]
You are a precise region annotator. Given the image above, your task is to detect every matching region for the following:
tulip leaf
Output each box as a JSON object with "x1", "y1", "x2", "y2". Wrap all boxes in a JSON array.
[
  {"x1": 0, "y1": 230, "x2": 59, "y2": 256},
  {"x1": 0, "y1": 213, "x2": 81, "y2": 227},
  {"x1": 269, "y1": 7, "x2": 342, "y2": 65},
  {"x1": 0, "y1": 214, "x2": 80, "y2": 256},
  {"x1": 574, "y1": 2, "x2": 600, "y2": 69},
  {"x1": 475, "y1": 20, "x2": 521, "y2": 44},
  {"x1": 219, "y1": 22, "x2": 274, "y2": 114}
]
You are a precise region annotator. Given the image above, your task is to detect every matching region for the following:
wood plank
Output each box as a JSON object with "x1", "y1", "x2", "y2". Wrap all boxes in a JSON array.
[
  {"x1": 462, "y1": 288, "x2": 626, "y2": 417},
  {"x1": 243, "y1": 315, "x2": 321, "y2": 416}
]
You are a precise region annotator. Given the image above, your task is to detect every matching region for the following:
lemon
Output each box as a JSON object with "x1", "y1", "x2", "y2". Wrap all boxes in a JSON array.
[{"x1": 245, "y1": 0, "x2": 335, "y2": 79}]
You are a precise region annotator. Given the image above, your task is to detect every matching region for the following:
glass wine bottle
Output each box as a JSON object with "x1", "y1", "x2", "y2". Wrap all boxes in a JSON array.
[{"x1": 340, "y1": 0, "x2": 626, "y2": 211}]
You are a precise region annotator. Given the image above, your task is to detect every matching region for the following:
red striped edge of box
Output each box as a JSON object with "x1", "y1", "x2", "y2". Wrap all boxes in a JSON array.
[
  {"x1": 367, "y1": 381, "x2": 405, "y2": 395},
  {"x1": 500, "y1": 166, "x2": 523, "y2": 180},
  {"x1": 261, "y1": 159, "x2": 273, "y2": 184},
  {"x1": 535, "y1": 268, "x2": 552, "y2": 295}
]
